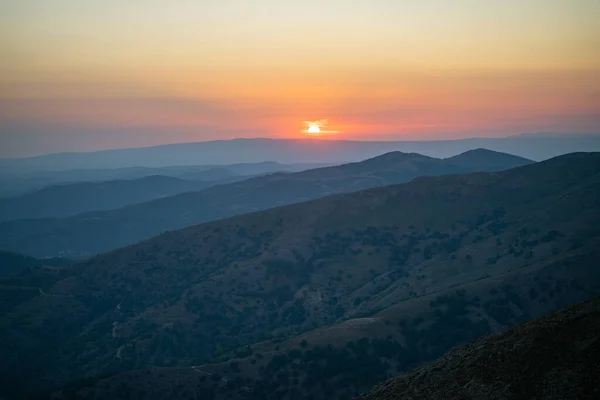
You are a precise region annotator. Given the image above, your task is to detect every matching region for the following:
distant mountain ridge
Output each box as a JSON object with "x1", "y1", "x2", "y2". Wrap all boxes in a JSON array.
[
  {"x1": 0, "y1": 161, "x2": 329, "y2": 197},
  {"x1": 0, "y1": 149, "x2": 532, "y2": 257},
  {"x1": 1, "y1": 134, "x2": 598, "y2": 171}
]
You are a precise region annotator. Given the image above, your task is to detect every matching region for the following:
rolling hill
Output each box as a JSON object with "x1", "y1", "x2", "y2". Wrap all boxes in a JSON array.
[
  {"x1": 0, "y1": 175, "x2": 214, "y2": 221},
  {"x1": 1, "y1": 152, "x2": 598, "y2": 399},
  {"x1": 0, "y1": 161, "x2": 327, "y2": 197},
  {"x1": 0, "y1": 149, "x2": 532, "y2": 257},
  {"x1": 444, "y1": 148, "x2": 534, "y2": 171}
]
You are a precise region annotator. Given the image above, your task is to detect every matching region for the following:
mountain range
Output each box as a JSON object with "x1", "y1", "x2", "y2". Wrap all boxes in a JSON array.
[
  {"x1": 1, "y1": 151, "x2": 598, "y2": 399},
  {"x1": 0, "y1": 161, "x2": 328, "y2": 197},
  {"x1": 0, "y1": 149, "x2": 532, "y2": 257},
  {"x1": 0, "y1": 176, "x2": 214, "y2": 221},
  {"x1": 1, "y1": 134, "x2": 599, "y2": 172}
]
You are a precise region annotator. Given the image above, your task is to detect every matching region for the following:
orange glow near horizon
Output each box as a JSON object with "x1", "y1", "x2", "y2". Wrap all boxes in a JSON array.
[{"x1": 1, "y1": 1, "x2": 600, "y2": 156}]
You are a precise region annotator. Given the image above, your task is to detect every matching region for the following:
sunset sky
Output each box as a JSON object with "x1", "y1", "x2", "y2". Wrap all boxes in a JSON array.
[{"x1": 1, "y1": 0, "x2": 599, "y2": 157}]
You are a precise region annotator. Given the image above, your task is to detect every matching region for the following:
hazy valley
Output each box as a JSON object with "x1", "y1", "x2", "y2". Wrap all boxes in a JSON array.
[{"x1": 0, "y1": 149, "x2": 531, "y2": 258}]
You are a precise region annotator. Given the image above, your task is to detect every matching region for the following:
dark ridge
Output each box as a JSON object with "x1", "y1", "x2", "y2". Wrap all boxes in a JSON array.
[{"x1": 359, "y1": 295, "x2": 600, "y2": 400}]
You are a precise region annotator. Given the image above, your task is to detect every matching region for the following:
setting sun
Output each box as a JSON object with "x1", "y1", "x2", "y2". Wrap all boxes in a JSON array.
[
  {"x1": 302, "y1": 120, "x2": 339, "y2": 137},
  {"x1": 307, "y1": 124, "x2": 321, "y2": 135}
]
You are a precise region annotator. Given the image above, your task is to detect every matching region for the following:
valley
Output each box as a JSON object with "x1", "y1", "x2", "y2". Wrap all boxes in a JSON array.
[
  {"x1": 1, "y1": 152, "x2": 598, "y2": 399},
  {"x1": 0, "y1": 149, "x2": 531, "y2": 258}
]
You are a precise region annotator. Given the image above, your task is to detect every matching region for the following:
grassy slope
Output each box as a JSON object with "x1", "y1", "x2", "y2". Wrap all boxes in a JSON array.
[
  {"x1": 360, "y1": 294, "x2": 600, "y2": 400},
  {"x1": 38, "y1": 247, "x2": 600, "y2": 400}
]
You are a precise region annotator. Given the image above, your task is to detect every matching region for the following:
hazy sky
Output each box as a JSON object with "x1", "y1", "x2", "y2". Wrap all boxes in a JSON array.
[{"x1": 1, "y1": 0, "x2": 599, "y2": 157}]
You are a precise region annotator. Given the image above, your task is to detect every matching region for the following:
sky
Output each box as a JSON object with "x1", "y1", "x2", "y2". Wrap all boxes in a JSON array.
[{"x1": 1, "y1": 0, "x2": 599, "y2": 157}]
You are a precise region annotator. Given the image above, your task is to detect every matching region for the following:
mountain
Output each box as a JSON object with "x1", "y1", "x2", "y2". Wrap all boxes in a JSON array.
[
  {"x1": 1, "y1": 134, "x2": 598, "y2": 172},
  {"x1": 444, "y1": 148, "x2": 532, "y2": 171},
  {"x1": 0, "y1": 161, "x2": 328, "y2": 197},
  {"x1": 1, "y1": 152, "x2": 598, "y2": 399},
  {"x1": 0, "y1": 149, "x2": 533, "y2": 257},
  {"x1": 359, "y1": 295, "x2": 600, "y2": 400},
  {"x1": 0, "y1": 175, "x2": 214, "y2": 221},
  {"x1": 40, "y1": 288, "x2": 600, "y2": 400}
]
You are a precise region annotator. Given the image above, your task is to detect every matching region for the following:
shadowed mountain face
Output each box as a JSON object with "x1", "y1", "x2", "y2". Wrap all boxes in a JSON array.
[
  {"x1": 359, "y1": 295, "x2": 600, "y2": 400},
  {"x1": 0, "y1": 149, "x2": 532, "y2": 258},
  {"x1": 1, "y1": 152, "x2": 598, "y2": 399}
]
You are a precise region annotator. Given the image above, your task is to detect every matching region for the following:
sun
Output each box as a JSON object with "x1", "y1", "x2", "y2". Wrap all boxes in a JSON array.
[
  {"x1": 302, "y1": 120, "x2": 339, "y2": 137},
  {"x1": 307, "y1": 124, "x2": 321, "y2": 135}
]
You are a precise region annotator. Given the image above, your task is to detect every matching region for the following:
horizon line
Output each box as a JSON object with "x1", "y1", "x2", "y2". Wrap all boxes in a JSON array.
[{"x1": 2, "y1": 132, "x2": 600, "y2": 160}]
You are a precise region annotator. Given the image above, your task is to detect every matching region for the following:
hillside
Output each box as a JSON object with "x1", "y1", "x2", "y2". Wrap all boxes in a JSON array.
[
  {"x1": 0, "y1": 175, "x2": 214, "y2": 221},
  {"x1": 0, "y1": 152, "x2": 598, "y2": 399},
  {"x1": 0, "y1": 252, "x2": 72, "y2": 317},
  {"x1": 359, "y1": 295, "x2": 600, "y2": 400},
  {"x1": 0, "y1": 149, "x2": 532, "y2": 257},
  {"x1": 48, "y1": 248, "x2": 598, "y2": 400},
  {"x1": 41, "y1": 283, "x2": 600, "y2": 400}
]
